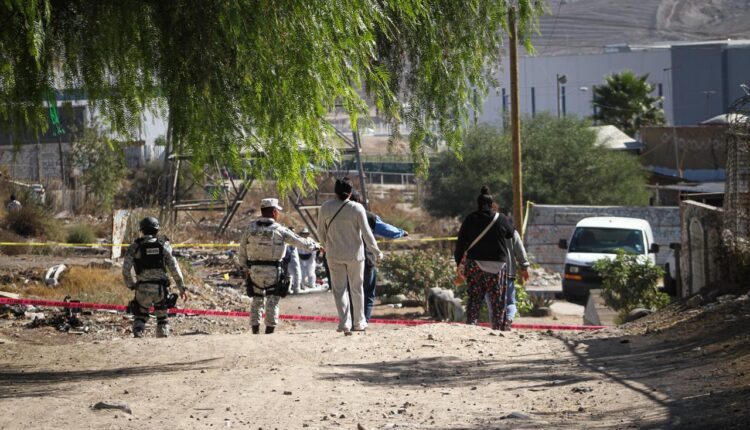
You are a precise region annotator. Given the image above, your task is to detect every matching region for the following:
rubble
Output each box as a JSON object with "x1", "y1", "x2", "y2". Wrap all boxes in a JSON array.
[
  {"x1": 686, "y1": 295, "x2": 704, "y2": 309},
  {"x1": 92, "y1": 401, "x2": 132, "y2": 414},
  {"x1": 525, "y1": 267, "x2": 562, "y2": 289}
]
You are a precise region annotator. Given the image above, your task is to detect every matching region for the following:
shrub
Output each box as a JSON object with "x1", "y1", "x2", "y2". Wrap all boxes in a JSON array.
[
  {"x1": 593, "y1": 250, "x2": 668, "y2": 322},
  {"x1": 515, "y1": 283, "x2": 532, "y2": 315},
  {"x1": 379, "y1": 250, "x2": 456, "y2": 307},
  {"x1": 3, "y1": 205, "x2": 55, "y2": 238},
  {"x1": 66, "y1": 224, "x2": 96, "y2": 244}
]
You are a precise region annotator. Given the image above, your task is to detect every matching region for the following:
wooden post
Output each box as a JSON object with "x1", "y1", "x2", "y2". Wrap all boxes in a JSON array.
[{"x1": 509, "y1": 7, "x2": 524, "y2": 233}]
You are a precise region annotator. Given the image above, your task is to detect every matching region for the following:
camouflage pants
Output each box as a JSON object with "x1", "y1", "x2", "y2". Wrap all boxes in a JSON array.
[
  {"x1": 132, "y1": 283, "x2": 168, "y2": 332},
  {"x1": 250, "y1": 288, "x2": 281, "y2": 327}
]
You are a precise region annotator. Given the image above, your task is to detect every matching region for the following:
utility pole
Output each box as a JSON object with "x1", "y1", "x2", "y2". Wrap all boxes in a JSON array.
[
  {"x1": 556, "y1": 74, "x2": 567, "y2": 118},
  {"x1": 509, "y1": 7, "x2": 523, "y2": 232}
]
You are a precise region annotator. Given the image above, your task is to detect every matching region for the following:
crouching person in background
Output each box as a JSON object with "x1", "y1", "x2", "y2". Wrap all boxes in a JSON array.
[{"x1": 123, "y1": 216, "x2": 188, "y2": 338}]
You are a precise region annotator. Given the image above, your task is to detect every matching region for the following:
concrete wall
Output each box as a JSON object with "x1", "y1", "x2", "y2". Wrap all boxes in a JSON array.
[
  {"x1": 679, "y1": 200, "x2": 724, "y2": 297},
  {"x1": 524, "y1": 204, "x2": 681, "y2": 273},
  {"x1": 0, "y1": 143, "x2": 72, "y2": 182}
]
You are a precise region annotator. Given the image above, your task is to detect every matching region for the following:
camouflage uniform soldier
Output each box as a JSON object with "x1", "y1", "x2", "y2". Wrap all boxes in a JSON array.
[
  {"x1": 122, "y1": 217, "x2": 188, "y2": 338},
  {"x1": 239, "y1": 198, "x2": 320, "y2": 334}
]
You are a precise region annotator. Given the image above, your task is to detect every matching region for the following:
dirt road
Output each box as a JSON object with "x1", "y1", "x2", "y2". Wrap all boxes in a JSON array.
[{"x1": 2, "y1": 291, "x2": 748, "y2": 430}]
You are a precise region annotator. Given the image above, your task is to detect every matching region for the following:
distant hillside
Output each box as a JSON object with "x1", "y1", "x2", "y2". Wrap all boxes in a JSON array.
[{"x1": 531, "y1": 0, "x2": 750, "y2": 55}]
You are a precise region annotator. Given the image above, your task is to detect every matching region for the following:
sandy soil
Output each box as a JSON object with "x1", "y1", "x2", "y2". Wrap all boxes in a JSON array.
[
  {"x1": 1, "y1": 291, "x2": 748, "y2": 430},
  {"x1": 1, "y1": 255, "x2": 748, "y2": 429}
]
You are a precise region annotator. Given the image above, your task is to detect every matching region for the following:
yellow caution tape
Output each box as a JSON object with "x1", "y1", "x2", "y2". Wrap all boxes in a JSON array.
[
  {"x1": 0, "y1": 242, "x2": 238, "y2": 248},
  {"x1": 380, "y1": 236, "x2": 457, "y2": 244},
  {"x1": 0, "y1": 236, "x2": 458, "y2": 248}
]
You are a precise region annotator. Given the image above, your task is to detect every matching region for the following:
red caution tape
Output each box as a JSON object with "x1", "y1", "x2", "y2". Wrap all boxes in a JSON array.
[{"x1": 0, "y1": 297, "x2": 606, "y2": 331}]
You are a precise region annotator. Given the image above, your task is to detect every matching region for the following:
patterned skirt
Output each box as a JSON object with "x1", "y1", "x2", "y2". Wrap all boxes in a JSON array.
[{"x1": 464, "y1": 259, "x2": 507, "y2": 330}]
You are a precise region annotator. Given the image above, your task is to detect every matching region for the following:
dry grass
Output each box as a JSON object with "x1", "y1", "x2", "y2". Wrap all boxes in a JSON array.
[
  {"x1": 4, "y1": 266, "x2": 131, "y2": 305},
  {"x1": 0, "y1": 229, "x2": 31, "y2": 255}
]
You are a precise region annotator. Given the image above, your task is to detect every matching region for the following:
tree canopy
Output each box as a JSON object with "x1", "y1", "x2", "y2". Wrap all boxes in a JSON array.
[
  {"x1": 0, "y1": 0, "x2": 544, "y2": 194},
  {"x1": 592, "y1": 70, "x2": 666, "y2": 136},
  {"x1": 424, "y1": 115, "x2": 651, "y2": 218}
]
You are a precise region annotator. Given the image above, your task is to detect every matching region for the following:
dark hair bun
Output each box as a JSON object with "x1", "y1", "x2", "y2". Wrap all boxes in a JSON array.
[{"x1": 480, "y1": 185, "x2": 490, "y2": 195}]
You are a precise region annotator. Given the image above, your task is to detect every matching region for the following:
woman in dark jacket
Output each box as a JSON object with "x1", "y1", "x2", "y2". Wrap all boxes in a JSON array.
[{"x1": 454, "y1": 186, "x2": 515, "y2": 329}]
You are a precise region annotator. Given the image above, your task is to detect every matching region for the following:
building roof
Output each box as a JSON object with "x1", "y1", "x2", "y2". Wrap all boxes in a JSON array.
[
  {"x1": 700, "y1": 113, "x2": 749, "y2": 126},
  {"x1": 659, "y1": 181, "x2": 725, "y2": 194},
  {"x1": 591, "y1": 125, "x2": 644, "y2": 151}
]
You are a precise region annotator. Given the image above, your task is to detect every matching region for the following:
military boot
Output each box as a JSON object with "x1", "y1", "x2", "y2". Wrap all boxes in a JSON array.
[
  {"x1": 156, "y1": 322, "x2": 170, "y2": 338},
  {"x1": 265, "y1": 326, "x2": 275, "y2": 334},
  {"x1": 500, "y1": 319, "x2": 513, "y2": 332},
  {"x1": 132, "y1": 319, "x2": 146, "y2": 338},
  {"x1": 252, "y1": 325, "x2": 260, "y2": 334}
]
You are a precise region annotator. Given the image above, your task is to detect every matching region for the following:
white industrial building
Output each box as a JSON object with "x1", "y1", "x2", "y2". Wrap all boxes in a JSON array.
[{"x1": 477, "y1": 40, "x2": 750, "y2": 128}]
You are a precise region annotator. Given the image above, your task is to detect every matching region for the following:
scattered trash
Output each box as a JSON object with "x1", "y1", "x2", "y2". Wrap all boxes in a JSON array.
[
  {"x1": 0, "y1": 291, "x2": 20, "y2": 299},
  {"x1": 44, "y1": 264, "x2": 67, "y2": 287}
]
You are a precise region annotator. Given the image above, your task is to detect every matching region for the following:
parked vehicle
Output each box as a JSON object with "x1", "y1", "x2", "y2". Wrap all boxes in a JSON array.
[{"x1": 558, "y1": 217, "x2": 659, "y2": 303}]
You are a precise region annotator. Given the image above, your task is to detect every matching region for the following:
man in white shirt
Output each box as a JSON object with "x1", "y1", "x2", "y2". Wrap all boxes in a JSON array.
[{"x1": 317, "y1": 178, "x2": 382, "y2": 335}]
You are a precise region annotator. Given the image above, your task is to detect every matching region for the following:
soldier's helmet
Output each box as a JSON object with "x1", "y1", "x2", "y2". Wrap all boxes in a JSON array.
[{"x1": 139, "y1": 216, "x2": 161, "y2": 235}]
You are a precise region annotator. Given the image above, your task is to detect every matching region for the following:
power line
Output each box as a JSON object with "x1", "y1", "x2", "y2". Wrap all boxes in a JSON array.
[{"x1": 538, "y1": 0, "x2": 563, "y2": 55}]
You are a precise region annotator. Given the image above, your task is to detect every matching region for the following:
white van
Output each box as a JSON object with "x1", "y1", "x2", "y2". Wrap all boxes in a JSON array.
[{"x1": 558, "y1": 217, "x2": 659, "y2": 303}]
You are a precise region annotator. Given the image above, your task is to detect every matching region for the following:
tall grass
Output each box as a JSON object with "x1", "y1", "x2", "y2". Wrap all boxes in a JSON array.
[{"x1": 5, "y1": 266, "x2": 131, "y2": 305}]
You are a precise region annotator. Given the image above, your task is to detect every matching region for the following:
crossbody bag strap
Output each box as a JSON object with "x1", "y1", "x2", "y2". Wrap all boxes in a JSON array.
[
  {"x1": 324, "y1": 200, "x2": 350, "y2": 242},
  {"x1": 325, "y1": 200, "x2": 349, "y2": 231},
  {"x1": 465, "y1": 212, "x2": 500, "y2": 254}
]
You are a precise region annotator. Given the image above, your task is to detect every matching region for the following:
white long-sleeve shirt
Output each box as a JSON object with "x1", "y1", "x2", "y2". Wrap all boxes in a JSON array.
[{"x1": 317, "y1": 199, "x2": 382, "y2": 263}]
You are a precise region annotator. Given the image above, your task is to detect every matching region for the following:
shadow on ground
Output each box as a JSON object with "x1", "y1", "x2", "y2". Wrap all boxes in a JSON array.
[
  {"x1": 557, "y1": 301, "x2": 750, "y2": 430},
  {"x1": 0, "y1": 357, "x2": 219, "y2": 399},
  {"x1": 321, "y1": 301, "x2": 750, "y2": 429}
]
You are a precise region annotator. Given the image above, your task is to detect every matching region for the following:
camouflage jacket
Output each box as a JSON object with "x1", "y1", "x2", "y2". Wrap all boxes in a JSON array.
[
  {"x1": 122, "y1": 235, "x2": 186, "y2": 291},
  {"x1": 238, "y1": 217, "x2": 319, "y2": 288}
]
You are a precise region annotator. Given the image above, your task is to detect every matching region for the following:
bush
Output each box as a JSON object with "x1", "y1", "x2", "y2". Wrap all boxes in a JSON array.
[
  {"x1": 515, "y1": 283, "x2": 532, "y2": 315},
  {"x1": 379, "y1": 250, "x2": 457, "y2": 307},
  {"x1": 66, "y1": 224, "x2": 97, "y2": 244},
  {"x1": 425, "y1": 117, "x2": 650, "y2": 218},
  {"x1": 593, "y1": 250, "x2": 668, "y2": 322},
  {"x1": 3, "y1": 205, "x2": 55, "y2": 238},
  {"x1": 72, "y1": 128, "x2": 128, "y2": 213}
]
